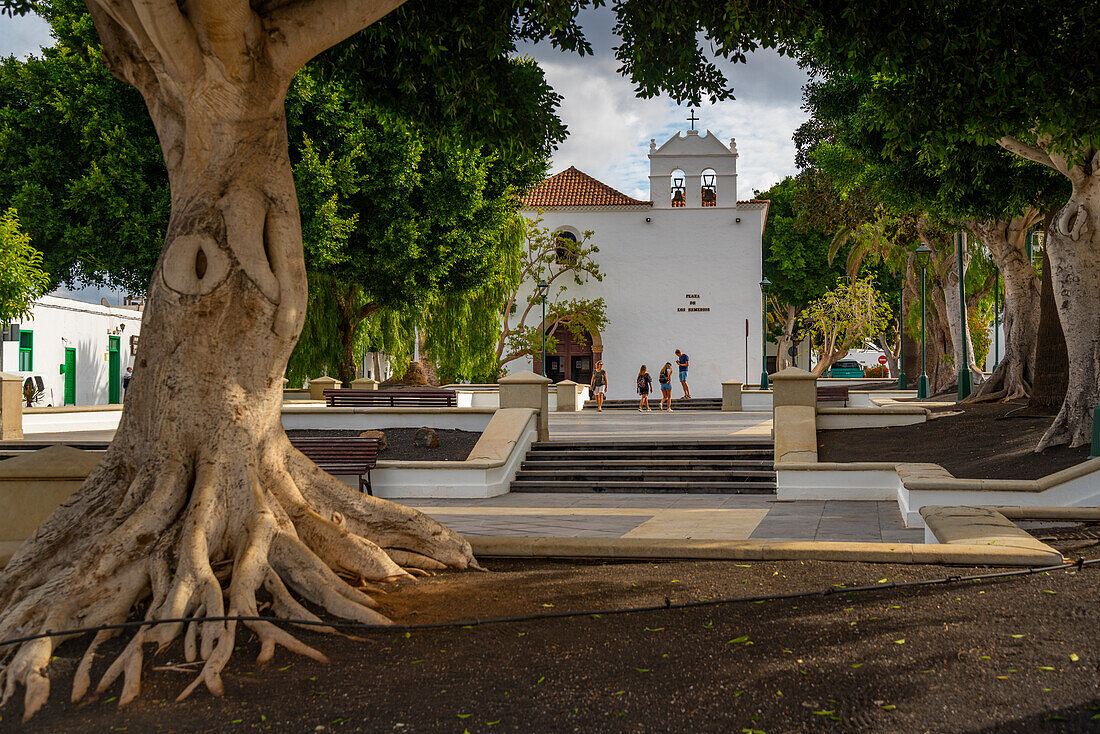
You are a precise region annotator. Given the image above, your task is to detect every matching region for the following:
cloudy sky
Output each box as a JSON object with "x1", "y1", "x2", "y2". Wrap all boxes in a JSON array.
[{"x1": 1, "y1": 7, "x2": 808, "y2": 200}]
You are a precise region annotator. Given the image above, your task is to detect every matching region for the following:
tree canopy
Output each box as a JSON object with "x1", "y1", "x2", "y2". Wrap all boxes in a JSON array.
[{"x1": 0, "y1": 208, "x2": 50, "y2": 323}]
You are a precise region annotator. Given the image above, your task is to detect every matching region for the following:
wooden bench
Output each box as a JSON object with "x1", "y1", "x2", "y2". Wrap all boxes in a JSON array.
[
  {"x1": 289, "y1": 437, "x2": 378, "y2": 495},
  {"x1": 322, "y1": 388, "x2": 458, "y2": 408},
  {"x1": 816, "y1": 386, "x2": 850, "y2": 406}
]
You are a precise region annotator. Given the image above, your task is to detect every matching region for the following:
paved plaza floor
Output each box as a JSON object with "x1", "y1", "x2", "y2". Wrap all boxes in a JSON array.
[
  {"x1": 20, "y1": 409, "x2": 918, "y2": 543},
  {"x1": 397, "y1": 493, "x2": 922, "y2": 543}
]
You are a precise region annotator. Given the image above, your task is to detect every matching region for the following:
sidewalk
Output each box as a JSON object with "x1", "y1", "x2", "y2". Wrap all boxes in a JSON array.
[{"x1": 399, "y1": 493, "x2": 923, "y2": 543}]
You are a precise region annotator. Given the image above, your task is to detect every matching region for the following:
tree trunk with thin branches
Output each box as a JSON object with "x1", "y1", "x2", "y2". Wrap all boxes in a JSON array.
[
  {"x1": 964, "y1": 213, "x2": 1041, "y2": 402},
  {"x1": 0, "y1": 0, "x2": 477, "y2": 720}
]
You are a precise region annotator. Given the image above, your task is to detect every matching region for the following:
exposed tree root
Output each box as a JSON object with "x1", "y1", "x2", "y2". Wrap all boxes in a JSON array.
[{"x1": 0, "y1": 438, "x2": 477, "y2": 720}]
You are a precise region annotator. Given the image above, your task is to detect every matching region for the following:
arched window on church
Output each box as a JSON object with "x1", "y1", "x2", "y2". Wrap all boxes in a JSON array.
[
  {"x1": 555, "y1": 229, "x2": 579, "y2": 265},
  {"x1": 701, "y1": 168, "x2": 718, "y2": 207},
  {"x1": 670, "y1": 169, "x2": 686, "y2": 207}
]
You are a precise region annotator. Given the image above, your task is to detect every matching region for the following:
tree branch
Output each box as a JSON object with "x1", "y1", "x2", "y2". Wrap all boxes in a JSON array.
[
  {"x1": 130, "y1": 0, "x2": 203, "y2": 79},
  {"x1": 998, "y1": 136, "x2": 1055, "y2": 170},
  {"x1": 265, "y1": 0, "x2": 407, "y2": 76}
]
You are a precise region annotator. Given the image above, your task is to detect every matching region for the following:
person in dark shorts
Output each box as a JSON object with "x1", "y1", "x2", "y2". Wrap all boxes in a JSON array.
[
  {"x1": 636, "y1": 365, "x2": 652, "y2": 412},
  {"x1": 658, "y1": 362, "x2": 674, "y2": 411},
  {"x1": 590, "y1": 360, "x2": 608, "y2": 412},
  {"x1": 675, "y1": 349, "x2": 691, "y2": 399}
]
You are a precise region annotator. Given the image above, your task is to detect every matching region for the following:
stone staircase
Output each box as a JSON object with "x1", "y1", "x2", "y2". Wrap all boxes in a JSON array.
[
  {"x1": 510, "y1": 439, "x2": 776, "y2": 493},
  {"x1": 583, "y1": 397, "x2": 722, "y2": 411}
]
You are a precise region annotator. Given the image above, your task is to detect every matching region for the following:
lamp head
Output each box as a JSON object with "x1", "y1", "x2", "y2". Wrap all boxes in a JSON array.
[
  {"x1": 759, "y1": 276, "x2": 771, "y2": 293},
  {"x1": 536, "y1": 280, "x2": 549, "y2": 296},
  {"x1": 915, "y1": 245, "x2": 932, "y2": 267}
]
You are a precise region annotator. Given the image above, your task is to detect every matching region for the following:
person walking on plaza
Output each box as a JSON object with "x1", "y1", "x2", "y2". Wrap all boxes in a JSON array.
[
  {"x1": 636, "y1": 364, "x2": 653, "y2": 412},
  {"x1": 590, "y1": 360, "x2": 608, "y2": 412},
  {"x1": 658, "y1": 362, "x2": 674, "y2": 411},
  {"x1": 675, "y1": 349, "x2": 691, "y2": 399}
]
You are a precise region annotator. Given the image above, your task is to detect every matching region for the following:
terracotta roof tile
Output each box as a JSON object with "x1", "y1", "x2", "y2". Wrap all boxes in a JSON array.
[{"x1": 522, "y1": 166, "x2": 651, "y2": 208}]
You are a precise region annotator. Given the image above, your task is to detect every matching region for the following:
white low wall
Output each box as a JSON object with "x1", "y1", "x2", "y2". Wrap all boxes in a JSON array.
[
  {"x1": 449, "y1": 384, "x2": 590, "y2": 412},
  {"x1": 22, "y1": 406, "x2": 123, "y2": 433},
  {"x1": 280, "y1": 406, "x2": 495, "y2": 432},
  {"x1": 327, "y1": 408, "x2": 539, "y2": 499},
  {"x1": 777, "y1": 466, "x2": 901, "y2": 502},
  {"x1": 778, "y1": 459, "x2": 1100, "y2": 528},
  {"x1": 846, "y1": 390, "x2": 917, "y2": 407},
  {"x1": 741, "y1": 390, "x2": 772, "y2": 411},
  {"x1": 817, "y1": 407, "x2": 928, "y2": 430}
]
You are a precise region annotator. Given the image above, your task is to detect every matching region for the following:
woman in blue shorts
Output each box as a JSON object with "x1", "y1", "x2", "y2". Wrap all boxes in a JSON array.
[{"x1": 658, "y1": 362, "x2": 674, "y2": 411}]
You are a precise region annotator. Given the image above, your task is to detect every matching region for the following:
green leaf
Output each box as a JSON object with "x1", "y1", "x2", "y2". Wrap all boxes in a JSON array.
[{"x1": 728, "y1": 636, "x2": 750, "y2": 644}]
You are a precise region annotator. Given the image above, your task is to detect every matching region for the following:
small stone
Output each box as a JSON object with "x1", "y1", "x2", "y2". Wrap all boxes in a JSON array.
[
  {"x1": 413, "y1": 427, "x2": 440, "y2": 448},
  {"x1": 359, "y1": 429, "x2": 387, "y2": 451}
]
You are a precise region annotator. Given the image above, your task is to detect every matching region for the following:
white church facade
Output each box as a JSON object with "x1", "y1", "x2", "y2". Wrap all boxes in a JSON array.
[{"x1": 511, "y1": 125, "x2": 769, "y2": 400}]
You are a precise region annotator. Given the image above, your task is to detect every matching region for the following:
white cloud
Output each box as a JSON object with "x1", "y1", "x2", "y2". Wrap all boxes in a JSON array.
[
  {"x1": 0, "y1": 12, "x2": 51, "y2": 58},
  {"x1": 532, "y1": 48, "x2": 808, "y2": 202}
]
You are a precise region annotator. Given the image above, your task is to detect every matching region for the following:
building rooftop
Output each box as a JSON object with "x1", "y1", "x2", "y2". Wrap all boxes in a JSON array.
[{"x1": 522, "y1": 166, "x2": 651, "y2": 208}]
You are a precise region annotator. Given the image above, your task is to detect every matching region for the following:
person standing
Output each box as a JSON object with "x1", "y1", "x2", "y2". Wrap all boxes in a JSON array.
[
  {"x1": 123, "y1": 366, "x2": 133, "y2": 399},
  {"x1": 675, "y1": 349, "x2": 691, "y2": 399},
  {"x1": 658, "y1": 362, "x2": 674, "y2": 411},
  {"x1": 590, "y1": 360, "x2": 608, "y2": 412},
  {"x1": 636, "y1": 364, "x2": 652, "y2": 412}
]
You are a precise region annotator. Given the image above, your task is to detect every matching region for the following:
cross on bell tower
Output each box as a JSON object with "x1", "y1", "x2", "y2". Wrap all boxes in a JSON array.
[{"x1": 687, "y1": 109, "x2": 699, "y2": 131}]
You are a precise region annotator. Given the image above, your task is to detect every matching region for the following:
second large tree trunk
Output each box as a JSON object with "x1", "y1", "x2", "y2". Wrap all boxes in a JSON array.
[
  {"x1": 966, "y1": 216, "x2": 1041, "y2": 402},
  {"x1": 1040, "y1": 173, "x2": 1100, "y2": 448}
]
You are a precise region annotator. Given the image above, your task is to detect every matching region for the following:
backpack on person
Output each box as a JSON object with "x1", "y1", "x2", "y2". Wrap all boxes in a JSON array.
[{"x1": 637, "y1": 373, "x2": 647, "y2": 392}]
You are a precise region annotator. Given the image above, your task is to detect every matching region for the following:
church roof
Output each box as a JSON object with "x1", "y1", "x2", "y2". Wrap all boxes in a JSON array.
[{"x1": 522, "y1": 166, "x2": 651, "y2": 208}]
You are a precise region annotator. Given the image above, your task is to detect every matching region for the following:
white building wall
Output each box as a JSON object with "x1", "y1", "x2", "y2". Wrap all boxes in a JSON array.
[
  {"x1": 1, "y1": 295, "x2": 143, "y2": 406},
  {"x1": 509, "y1": 205, "x2": 766, "y2": 399}
]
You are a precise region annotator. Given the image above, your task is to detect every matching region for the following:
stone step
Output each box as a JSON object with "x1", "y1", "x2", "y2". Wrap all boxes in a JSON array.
[
  {"x1": 530, "y1": 439, "x2": 772, "y2": 449},
  {"x1": 520, "y1": 459, "x2": 774, "y2": 470},
  {"x1": 514, "y1": 469, "x2": 776, "y2": 480},
  {"x1": 584, "y1": 399, "x2": 723, "y2": 411},
  {"x1": 509, "y1": 480, "x2": 776, "y2": 494},
  {"x1": 525, "y1": 450, "x2": 772, "y2": 461}
]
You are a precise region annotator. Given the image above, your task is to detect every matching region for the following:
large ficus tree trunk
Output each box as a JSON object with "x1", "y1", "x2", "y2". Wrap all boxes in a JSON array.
[
  {"x1": 1000, "y1": 137, "x2": 1100, "y2": 447},
  {"x1": 964, "y1": 212, "x2": 1042, "y2": 402},
  {"x1": 0, "y1": 0, "x2": 476, "y2": 720}
]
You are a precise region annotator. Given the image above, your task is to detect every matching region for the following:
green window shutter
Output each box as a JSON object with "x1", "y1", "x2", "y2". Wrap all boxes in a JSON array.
[{"x1": 18, "y1": 330, "x2": 32, "y2": 371}]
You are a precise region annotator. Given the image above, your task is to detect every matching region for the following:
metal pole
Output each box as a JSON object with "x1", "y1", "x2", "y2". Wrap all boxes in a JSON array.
[
  {"x1": 956, "y1": 232, "x2": 973, "y2": 400},
  {"x1": 918, "y1": 262, "x2": 929, "y2": 399},
  {"x1": 896, "y1": 276, "x2": 906, "y2": 389},
  {"x1": 993, "y1": 269, "x2": 1000, "y2": 370},
  {"x1": 760, "y1": 293, "x2": 769, "y2": 389},
  {"x1": 540, "y1": 290, "x2": 546, "y2": 378}
]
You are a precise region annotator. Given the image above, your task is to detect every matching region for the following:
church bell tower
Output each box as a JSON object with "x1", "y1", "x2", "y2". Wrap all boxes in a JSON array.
[{"x1": 648, "y1": 112, "x2": 739, "y2": 209}]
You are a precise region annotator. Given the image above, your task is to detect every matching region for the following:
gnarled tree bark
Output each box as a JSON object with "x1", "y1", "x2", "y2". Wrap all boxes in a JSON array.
[
  {"x1": 999, "y1": 137, "x2": 1100, "y2": 447},
  {"x1": 0, "y1": 0, "x2": 477, "y2": 720},
  {"x1": 964, "y1": 212, "x2": 1041, "y2": 402}
]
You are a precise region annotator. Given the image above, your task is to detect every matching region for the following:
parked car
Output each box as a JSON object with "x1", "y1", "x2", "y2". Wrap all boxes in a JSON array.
[{"x1": 826, "y1": 360, "x2": 865, "y2": 379}]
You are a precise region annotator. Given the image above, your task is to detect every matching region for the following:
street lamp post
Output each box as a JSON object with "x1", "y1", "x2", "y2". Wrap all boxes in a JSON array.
[
  {"x1": 915, "y1": 245, "x2": 932, "y2": 399},
  {"x1": 759, "y1": 277, "x2": 771, "y2": 389},
  {"x1": 896, "y1": 273, "x2": 906, "y2": 389},
  {"x1": 956, "y1": 232, "x2": 973, "y2": 400},
  {"x1": 537, "y1": 281, "x2": 549, "y2": 377}
]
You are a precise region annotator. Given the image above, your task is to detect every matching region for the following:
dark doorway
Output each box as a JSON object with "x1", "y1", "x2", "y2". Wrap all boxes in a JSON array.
[{"x1": 534, "y1": 324, "x2": 601, "y2": 384}]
